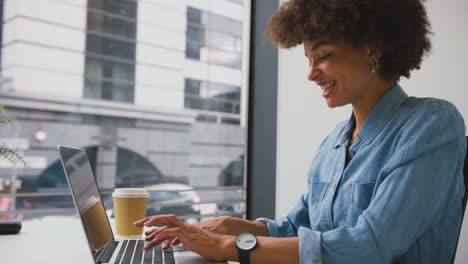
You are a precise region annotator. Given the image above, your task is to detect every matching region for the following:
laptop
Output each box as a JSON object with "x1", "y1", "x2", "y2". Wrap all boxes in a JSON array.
[{"x1": 58, "y1": 145, "x2": 226, "y2": 264}]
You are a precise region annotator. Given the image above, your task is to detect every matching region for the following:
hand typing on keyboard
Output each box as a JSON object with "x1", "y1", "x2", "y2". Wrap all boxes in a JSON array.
[{"x1": 134, "y1": 214, "x2": 237, "y2": 262}]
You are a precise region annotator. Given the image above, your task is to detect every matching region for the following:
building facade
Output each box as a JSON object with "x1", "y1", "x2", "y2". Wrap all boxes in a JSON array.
[{"x1": 0, "y1": 0, "x2": 248, "y2": 219}]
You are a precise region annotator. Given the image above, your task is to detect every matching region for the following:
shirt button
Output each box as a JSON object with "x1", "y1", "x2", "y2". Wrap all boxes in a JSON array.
[{"x1": 325, "y1": 225, "x2": 331, "y2": 231}]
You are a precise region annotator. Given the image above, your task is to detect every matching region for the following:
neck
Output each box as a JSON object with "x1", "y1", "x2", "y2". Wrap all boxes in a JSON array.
[{"x1": 352, "y1": 80, "x2": 395, "y2": 137}]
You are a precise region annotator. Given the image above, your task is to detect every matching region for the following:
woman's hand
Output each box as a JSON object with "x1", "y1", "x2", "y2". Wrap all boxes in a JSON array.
[
  {"x1": 169, "y1": 216, "x2": 265, "y2": 247},
  {"x1": 134, "y1": 215, "x2": 236, "y2": 262},
  {"x1": 166, "y1": 216, "x2": 236, "y2": 248},
  {"x1": 195, "y1": 216, "x2": 234, "y2": 235}
]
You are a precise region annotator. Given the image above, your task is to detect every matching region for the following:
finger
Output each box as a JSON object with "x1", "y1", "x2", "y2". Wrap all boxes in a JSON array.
[
  {"x1": 143, "y1": 214, "x2": 185, "y2": 228},
  {"x1": 156, "y1": 227, "x2": 184, "y2": 244},
  {"x1": 145, "y1": 227, "x2": 166, "y2": 237},
  {"x1": 145, "y1": 228, "x2": 159, "y2": 236},
  {"x1": 144, "y1": 234, "x2": 173, "y2": 250},
  {"x1": 133, "y1": 216, "x2": 152, "y2": 227},
  {"x1": 171, "y1": 237, "x2": 181, "y2": 246},
  {"x1": 144, "y1": 228, "x2": 181, "y2": 250},
  {"x1": 162, "y1": 239, "x2": 173, "y2": 250},
  {"x1": 145, "y1": 226, "x2": 167, "y2": 241},
  {"x1": 144, "y1": 237, "x2": 164, "y2": 250}
]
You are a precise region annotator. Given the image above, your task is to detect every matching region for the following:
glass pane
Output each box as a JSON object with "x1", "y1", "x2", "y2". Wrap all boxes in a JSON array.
[
  {"x1": 87, "y1": 11, "x2": 136, "y2": 39},
  {"x1": 88, "y1": 0, "x2": 137, "y2": 18},
  {"x1": 0, "y1": 1, "x2": 247, "y2": 224},
  {"x1": 184, "y1": 79, "x2": 201, "y2": 95},
  {"x1": 85, "y1": 56, "x2": 135, "y2": 81},
  {"x1": 185, "y1": 79, "x2": 240, "y2": 114},
  {"x1": 187, "y1": 6, "x2": 202, "y2": 24},
  {"x1": 186, "y1": 40, "x2": 201, "y2": 60},
  {"x1": 187, "y1": 25, "x2": 204, "y2": 43},
  {"x1": 207, "y1": 31, "x2": 242, "y2": 52},
  {"x1": 207, "y1": 11, "x2": 242, "y2": 37},
  {"x1": 84, "y1": 78, "x2": 102, "y2": 99},
  {"x1": 84, "y1": 78, "x2": 134, "y2": 103},
  {"x1": 186, "y1": 7, "x2": 242, "y2": 69},
  {"x1": 209, "y1": 82, "x2": 241, "y2": 101},
  {"x1": 86, "y1": 34, "x2": 135, "y2": 60},
  {"x1": 84, "y1": 56, "x2": 135, "y2": 103},
  {"x1": 221, "y1": 117, "x2": 241, "y2": 125},
  {"x1": 195, "y1": 114, "x2": 217, "y2": 123},
  {"x1": 207, "y1": 48, "x2": 242, "y2": 69}
]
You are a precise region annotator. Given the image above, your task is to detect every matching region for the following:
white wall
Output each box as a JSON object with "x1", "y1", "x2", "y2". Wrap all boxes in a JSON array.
[{"x1": 276, "y1": 0, "x2": 468, "y2": 217}]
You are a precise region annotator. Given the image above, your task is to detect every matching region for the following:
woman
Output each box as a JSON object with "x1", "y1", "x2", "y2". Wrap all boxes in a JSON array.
[{"x1": 134, "y1": 0, "x2": 467, "y2": 263}]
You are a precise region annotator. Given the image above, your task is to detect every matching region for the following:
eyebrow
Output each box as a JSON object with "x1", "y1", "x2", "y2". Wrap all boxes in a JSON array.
[
  {"x1": 311, "y1": 41, "x2": 331, "y2": 52},
  {"x1": 304, "y1": 41, "x2": 332, "y2": 58}
]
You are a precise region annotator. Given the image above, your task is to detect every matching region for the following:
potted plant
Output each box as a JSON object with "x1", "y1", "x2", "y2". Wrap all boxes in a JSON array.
[{"x1": 0, "y1": 105, "x2": 27, "y2": 168}]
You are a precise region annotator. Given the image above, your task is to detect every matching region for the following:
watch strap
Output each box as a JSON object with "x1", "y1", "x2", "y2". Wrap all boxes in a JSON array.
[{"x1": 238, "y1": 248, "x2": 250, "y2": 264}]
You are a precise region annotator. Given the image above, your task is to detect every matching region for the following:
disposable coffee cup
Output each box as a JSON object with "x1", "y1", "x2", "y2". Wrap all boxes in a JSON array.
[
  {"x1": 112, "y1": 188, "x2": 149, "y2": 237},
  {"x1": 79, "y1": 196, "x2": 113, "y2": 249}
]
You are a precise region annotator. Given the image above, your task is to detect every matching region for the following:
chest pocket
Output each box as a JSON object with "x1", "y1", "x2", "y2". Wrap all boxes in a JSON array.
[
  {"x1": 345, "y1": 182, "x2": 376, "y2": 227},
  {"x1": 308, "y1": 181, "x2": 330, "y2": 228}
]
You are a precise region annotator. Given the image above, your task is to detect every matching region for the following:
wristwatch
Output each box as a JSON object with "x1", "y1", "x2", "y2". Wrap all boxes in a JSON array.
[{"x1": 235, "y1": 232, "x2": 257, "y2": 264}]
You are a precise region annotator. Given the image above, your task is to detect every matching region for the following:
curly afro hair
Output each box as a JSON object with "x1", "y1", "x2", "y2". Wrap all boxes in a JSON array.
[{"x1": 266, "y1": 0, "x2": 432, "y2": 81}]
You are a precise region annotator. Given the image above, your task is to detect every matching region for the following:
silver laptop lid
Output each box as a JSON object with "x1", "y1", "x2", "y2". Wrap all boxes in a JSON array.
[{"x1": 58, "y1": 146, "x2": 115, "y2": 255}]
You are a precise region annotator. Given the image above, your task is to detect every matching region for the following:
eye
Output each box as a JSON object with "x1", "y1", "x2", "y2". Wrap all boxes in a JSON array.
[{"x1": 319, "y1": 53, "x2": 332, "y2": 61}]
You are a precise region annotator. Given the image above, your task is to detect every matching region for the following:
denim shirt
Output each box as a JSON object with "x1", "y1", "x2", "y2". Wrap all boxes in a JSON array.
[{"x1": 257, "y1": 85, "x2": 466, "y2": 264}]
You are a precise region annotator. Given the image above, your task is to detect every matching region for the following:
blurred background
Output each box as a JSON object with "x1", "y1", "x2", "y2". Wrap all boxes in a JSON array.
[{"x1": 0, "y1": 0, "x2": 249, "y2": 222}]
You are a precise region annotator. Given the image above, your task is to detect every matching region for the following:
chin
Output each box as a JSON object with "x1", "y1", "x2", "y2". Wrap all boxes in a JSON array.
[{"x1": 326, "y1": 99, "x2": 347, "y2": 108}]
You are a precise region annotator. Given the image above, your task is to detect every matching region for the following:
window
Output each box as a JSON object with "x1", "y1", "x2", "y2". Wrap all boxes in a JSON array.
[
  {"x1": 88, "y1": 0, "x2": 137, "y2": 18},
  {"x1": 184, "y1": 78, "x2": 241, "y2": 115},
  {"x1": 186, "y1": 7, "x2": 242, "y2": 69},
  {"x1": 87, "y1": 10, "x2": 136, "y2": 39},
  {"x1": 84, "y1": 0, "x2": 137, "y2": 103},
  {"x1": 0, "y1": 0, "x2": 248, "y2": 223}
]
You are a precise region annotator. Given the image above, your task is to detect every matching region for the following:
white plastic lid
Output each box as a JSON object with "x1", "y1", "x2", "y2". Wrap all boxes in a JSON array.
[
  {"x1": 79, "y1": 196, "x2": 99, "y2": 213},
  {"x1": 112, "y1": 188, "x2": 149, "y2": 198}
]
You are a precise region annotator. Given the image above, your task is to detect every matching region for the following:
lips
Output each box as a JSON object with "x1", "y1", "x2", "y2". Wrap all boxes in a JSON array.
[
  {"x1": 320, "y1": 80, "x2": 337, "y2": 99},
  {"x1": 320, "y1": 80, "x2": 337, "y2": 91}
]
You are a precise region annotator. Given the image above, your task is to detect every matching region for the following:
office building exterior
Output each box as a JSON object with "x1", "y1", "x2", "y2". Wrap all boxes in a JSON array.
[{"x1": 0, "y1": 0, "x2": 248, "y2": 219}]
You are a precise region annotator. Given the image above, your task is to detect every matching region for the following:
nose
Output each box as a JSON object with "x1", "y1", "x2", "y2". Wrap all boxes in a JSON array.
[{"x1": 307, "y1": 63, "x2": 320, "y2": 82}]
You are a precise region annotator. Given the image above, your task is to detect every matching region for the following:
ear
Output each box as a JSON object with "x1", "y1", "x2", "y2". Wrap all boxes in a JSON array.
[{"x1": 366, "y1": 46, "x2": 382, "y2": 62}]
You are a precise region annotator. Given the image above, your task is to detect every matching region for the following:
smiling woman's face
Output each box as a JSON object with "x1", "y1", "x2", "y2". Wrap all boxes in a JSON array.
[{"x1": 304, "y1": 39, "x2": 377, "y2": 108}]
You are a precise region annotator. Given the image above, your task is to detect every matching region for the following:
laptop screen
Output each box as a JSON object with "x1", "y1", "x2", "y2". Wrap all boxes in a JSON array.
[{"x1": 58, "y1": 146, "x2": 114, "y2": 253}]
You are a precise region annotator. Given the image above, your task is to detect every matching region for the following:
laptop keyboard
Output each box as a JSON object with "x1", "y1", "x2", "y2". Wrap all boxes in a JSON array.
[{"x1": 114, "y1": 240, "x2": 175, "y2": 264}]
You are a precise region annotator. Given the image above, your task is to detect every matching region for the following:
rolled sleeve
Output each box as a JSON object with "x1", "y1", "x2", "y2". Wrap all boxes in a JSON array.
[
  {"x1": 255, "y1": 193, "x2": 311, "y2": 238},
  {"x1": 298, "y1": 227, "x2": 322, "y2": 264},
  {"x1": 255, "y1": 217, "x2": 281, "y2": 237}
]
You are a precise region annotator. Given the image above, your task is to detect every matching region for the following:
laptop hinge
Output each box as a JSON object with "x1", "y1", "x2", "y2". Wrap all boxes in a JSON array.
[{"x1": 95, "y1": 240, "x2": 119, "y2": 264}]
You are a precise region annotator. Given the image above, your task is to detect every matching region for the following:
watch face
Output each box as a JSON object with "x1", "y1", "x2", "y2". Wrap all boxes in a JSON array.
[{"x1": 236, "y1": 232, "x2": 257, "y2": 251}]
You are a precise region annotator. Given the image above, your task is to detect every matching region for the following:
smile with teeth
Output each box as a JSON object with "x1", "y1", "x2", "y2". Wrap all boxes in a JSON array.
[{"x1": 321, "y1": 80, "x2": 337, "y2": 91}]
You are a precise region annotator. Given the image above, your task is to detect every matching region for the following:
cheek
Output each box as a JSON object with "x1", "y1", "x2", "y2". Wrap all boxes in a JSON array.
[{"x1": 320, "y1": 62, "x2": 334, "y2": 75}]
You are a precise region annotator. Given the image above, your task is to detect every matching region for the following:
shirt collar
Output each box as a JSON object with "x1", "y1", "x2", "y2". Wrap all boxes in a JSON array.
[{"x1": 334, "y1": 84, "x2": 408, "y2": 148}]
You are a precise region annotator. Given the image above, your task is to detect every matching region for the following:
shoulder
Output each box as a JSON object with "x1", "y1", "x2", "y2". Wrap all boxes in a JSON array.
[
  {"x1": 383, "y1": 97, "x2": 466, "y2": 171},
  {"x1": 399, "y1": 97, "x2": 465, "y2": 134},
  {"x1": 403, "y1": 96, "x2": 462, "y2": 118},
  {"x1": 392, "y1": 96, "x2": 465, "y2": 157}
]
